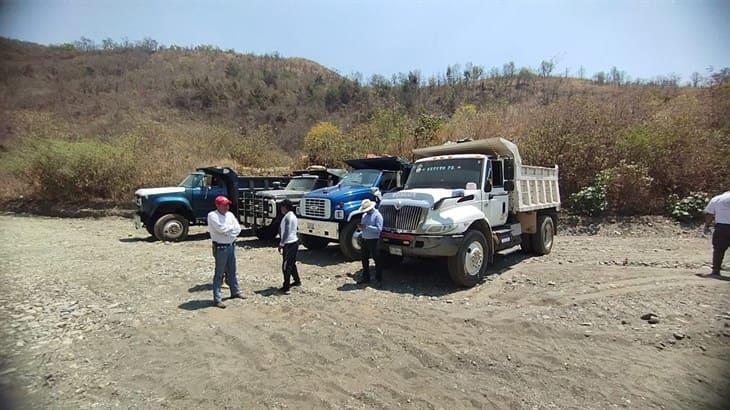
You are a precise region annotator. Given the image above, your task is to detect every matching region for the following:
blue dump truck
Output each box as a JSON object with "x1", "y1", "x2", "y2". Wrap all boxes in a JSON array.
[
  {"x1": 134, "y1": 167, "x2": 290, "y2": 241},
  {"x1": 297, "y1": 157, "x2": 411, "y2": 260}
]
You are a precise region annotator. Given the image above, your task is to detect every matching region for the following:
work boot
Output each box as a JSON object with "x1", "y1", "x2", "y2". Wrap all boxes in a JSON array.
[{"x1": 214, "y1": 301, "x2": 226, "y2": 309}]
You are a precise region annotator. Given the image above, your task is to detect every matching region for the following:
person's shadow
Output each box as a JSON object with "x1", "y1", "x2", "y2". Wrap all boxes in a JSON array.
[
  {"x1": 254, "y1": 287, "x2": 283, "y2": 297},
  {"x1": 178, "y1": 300, "x2": 215, "y2": 310},
  {"x1": 695, "y1": 273, "x2": 730, "y2": 281}
]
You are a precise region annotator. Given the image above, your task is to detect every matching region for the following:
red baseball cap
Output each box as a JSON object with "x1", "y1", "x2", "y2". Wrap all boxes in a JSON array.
[{"x1": 215, "y1": 196, "x2": 232, "y2": 206}]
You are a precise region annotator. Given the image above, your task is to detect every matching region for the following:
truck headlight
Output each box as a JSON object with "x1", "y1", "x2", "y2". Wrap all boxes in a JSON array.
[
  {"x1": 334, "y1": 210, "x2": 344, "y2": 219},
  {"x1": 268, "y1": 200, "x2": 277, "y2": 216},
  {"x1": 426, "y1": 224, "x2": 456, "y2": 234}
]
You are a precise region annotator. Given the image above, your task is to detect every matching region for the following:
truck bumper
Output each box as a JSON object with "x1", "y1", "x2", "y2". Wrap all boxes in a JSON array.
[
  {"x1": 298, "y1": 218, "x2": 340, "y2": 240},
  {"x1": 381, "y1": 231, "x2": 464, "y2": 257},
  {"x1": 243, "y1": 215, "x2": 275, "y2": 227}
]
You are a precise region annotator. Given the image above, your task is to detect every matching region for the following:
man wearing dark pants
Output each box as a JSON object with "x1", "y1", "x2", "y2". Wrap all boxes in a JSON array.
[
  {"x1": 208, "y1": 196, "x2": 245, "y2": 308},
  {"x1": 357, "y1": 199, "x2": 384, "y2": 286},
  {"x1": 704, "y1": 190, "x2": 730, "y2": 276},
  {"x1": 278, "y1": 199, "x2": 300, "y2": 294}
]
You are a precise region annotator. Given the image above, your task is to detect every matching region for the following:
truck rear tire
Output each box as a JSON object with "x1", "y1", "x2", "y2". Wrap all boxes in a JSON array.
[
  {"x1": 153, "y1": 214, "x2": 189, "y2": 242},
  {"x1": 339, "y1": 219, "x2": 362, "y2": 261},
  {"x1": 530, "y1": 214, "x2": 555, "y2": 255},
  {"x1": 254, "y1": 224, "x2": 277, "y2": 241},
  {"x1": 301, "y1": 234, "x2": 329, "y2": 250},
  {"x1": 447, "y1": 230, "x2": 489, "y2": 287}
]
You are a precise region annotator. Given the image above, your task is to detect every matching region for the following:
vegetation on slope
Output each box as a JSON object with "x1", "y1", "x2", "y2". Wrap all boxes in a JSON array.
[{"x1": 0, "y1": 37, "x2": 727, "y2": 214}]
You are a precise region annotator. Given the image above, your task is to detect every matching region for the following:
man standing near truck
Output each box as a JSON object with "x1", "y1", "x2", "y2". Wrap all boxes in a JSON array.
[
  {"x1": 278, "y1": 199, "x2": 301, "y2": 294},
  {"x1": 357, "y1": 199, "x2": 384, "y2": 286},
  {"x1": 208, "y1": 196, "x2": 245, "y2": 308},
  {"x1": 703, "y1": 190, "x2": 730, "y2": 276}
]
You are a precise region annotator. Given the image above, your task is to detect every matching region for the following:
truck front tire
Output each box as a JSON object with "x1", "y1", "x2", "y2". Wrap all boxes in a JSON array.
[
  {"x1": 153, "y1": 214, "x2": 189, "y2": 242},
  {"x1": 301, "y1": 234, "x2": 329, "y2": 250},
  {"x1": 530, "y1": 214, "x2": 555, "y2": 255},
  {"x1": 447, "y1": 230, "x2": 489, "y2": 287},
  {"x1": 339, "y1": 219, "x2": 362, "y2": 261}
]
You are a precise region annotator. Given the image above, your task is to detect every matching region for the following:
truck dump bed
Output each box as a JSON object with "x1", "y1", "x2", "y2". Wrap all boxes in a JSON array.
[{"x1": 412, "y1": 138, "x2": 560, "y2": 213}]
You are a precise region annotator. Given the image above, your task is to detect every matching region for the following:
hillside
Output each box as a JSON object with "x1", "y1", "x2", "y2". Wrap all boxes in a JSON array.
[{"x1": 0, "y1": 37, "x2": 728, "y2": 214}]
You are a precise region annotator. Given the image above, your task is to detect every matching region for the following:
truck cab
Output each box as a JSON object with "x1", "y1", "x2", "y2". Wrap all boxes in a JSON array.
[
  {"x1": 134, "y1": 167, "x2": 288, "y2": 241},
  {"x1": 379, "y1": 138, "x2": 560, "y2": 287},
  {"x1": 297, "y1": 157, "x2": 410, "y2": 260}
]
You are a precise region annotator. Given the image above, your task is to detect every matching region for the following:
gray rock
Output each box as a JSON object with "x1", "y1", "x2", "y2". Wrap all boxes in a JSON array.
[{"x1": 673, "y1": 332, "x2": 686, "y2": 340}]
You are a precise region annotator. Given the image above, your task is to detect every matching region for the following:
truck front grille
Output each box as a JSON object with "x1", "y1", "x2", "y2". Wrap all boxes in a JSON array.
[
  {"x1": 380, "y1": 205, "x2": 426, "y2": 232},
  {"x1": 241, "y1": 193, "x2": 271, "y2": 220},
  {"x1": 301, "y1": 198, "x2": 330, "y2": 219}
]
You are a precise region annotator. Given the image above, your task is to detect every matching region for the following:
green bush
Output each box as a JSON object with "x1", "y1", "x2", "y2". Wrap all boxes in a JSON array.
[
  {"x1": 666, "y1": 192, "x2": 709, "y2": 222},
  {"x1": 15, "y1": 138, "x2": 136, "y2": 202},
  {"x1": 568, "y1": 171, "x2": 609, "y2": 216}
]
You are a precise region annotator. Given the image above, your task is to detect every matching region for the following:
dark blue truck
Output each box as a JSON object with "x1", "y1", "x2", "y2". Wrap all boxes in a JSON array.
[
  {"x1": 297, "y1": 157, "x2": 411, "y2": 259},
  {"x1": 134, "y1": 167, "x2": 289, "y2": 241}
]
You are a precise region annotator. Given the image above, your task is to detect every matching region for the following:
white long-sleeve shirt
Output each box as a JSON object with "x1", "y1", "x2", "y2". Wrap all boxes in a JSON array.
[
  {"x1": 207, "y1": 210, "x2": 241, "y2": 244},
  {"x1": 279, "y1": 211, "x2": 298, "y2": 246}
]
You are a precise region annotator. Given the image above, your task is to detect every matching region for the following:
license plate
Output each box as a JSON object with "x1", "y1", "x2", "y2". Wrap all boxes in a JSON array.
[
  {"x1": 134, "y1": 214, "x2": 141, "y2": 229},
  {"x1": 389, "y1": 246, "x2": 403, "y2": 256},
  {"x1": 307, "y1": 223, "x2": 315, "y2": 230}
]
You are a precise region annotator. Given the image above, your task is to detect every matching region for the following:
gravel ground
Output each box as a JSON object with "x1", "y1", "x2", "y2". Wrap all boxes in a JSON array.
[{"x1": 0, "y1": 214, "x2": 728, "y2": 409}]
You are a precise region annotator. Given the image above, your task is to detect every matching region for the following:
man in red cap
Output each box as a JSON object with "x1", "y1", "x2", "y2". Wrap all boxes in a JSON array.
[{"x1": 207, "y1": 195, "x2": 244, "y2": 308}]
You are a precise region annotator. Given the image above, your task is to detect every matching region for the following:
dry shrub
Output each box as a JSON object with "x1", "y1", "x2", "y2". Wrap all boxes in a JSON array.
[{"x1": 602, "y1": 162, "x2": 658, "y2": 215}]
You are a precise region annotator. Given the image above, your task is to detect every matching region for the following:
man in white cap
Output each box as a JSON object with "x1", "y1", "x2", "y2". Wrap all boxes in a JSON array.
[
  {"x1": 356, "y1": 199, "x2": 384, "y2": 286},
  {"x1": 703, "y1": 190, "x2": 730, "y2": 276},
  {"x1": 208, "y1": 195, "x2": 245, "y2": 308}
]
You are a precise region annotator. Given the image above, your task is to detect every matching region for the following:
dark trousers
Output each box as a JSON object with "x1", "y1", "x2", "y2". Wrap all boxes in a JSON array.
[
  {"x1": 282, "y1": 241, "x2": 300, "y2": 288},
  {"x1": 713, "y1": 223, "x2": 730, "y2": 274},
  {"x1": 361, "y1": 238, "x2": 383, "y2": 282}
]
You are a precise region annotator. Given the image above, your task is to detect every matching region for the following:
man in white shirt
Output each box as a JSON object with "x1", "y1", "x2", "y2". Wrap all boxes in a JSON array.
[
  {"x1": 704, "y1": 190, "x2": 730, "y2": 276},
  {"x1": 208, "y1": 196, "x2": 245, "y2": 308},
  {"x1": 277, "y1": 199, "x2": 300, "y2": 294}
]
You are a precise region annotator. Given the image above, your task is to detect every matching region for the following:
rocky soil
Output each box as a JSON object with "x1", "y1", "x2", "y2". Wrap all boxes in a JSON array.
[{"x1": 0, "y1": 214, "x2": 728, "y2": 409}]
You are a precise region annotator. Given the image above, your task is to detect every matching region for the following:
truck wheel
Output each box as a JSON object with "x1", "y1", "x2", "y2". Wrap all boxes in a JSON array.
[
  {"x1": 520, "y1": 233, "x2": 533, "y2": 253},
  {"x1": 530, "y1": 214, "x2": 555, "y2": 256},
  {"x1": 300, "y1": 234, "x2": 329, "y2": 250},
  {"x1": 339, "y1": 219, "x2": 362, "y2": 261},
  {"x1": 447, "y1": 230, "x2": 489, "y2": 287},
  {"x1": 153, "y1": 214, "x2": 189, "y2": 242},
  {"x1": 254, "y1": 224, "x2": 277, "y2": 241}
]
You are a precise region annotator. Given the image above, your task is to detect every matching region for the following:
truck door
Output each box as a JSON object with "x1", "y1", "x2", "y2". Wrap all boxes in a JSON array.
[
  {"x1": 191, "y1": 174, "x2": 222, "y2": 220},
  {"x1": 484, "y1": 159, "x2": 509, "y2": 226}
]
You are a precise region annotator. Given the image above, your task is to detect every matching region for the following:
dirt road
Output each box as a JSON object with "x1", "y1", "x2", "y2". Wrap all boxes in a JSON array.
[{"x1": 0, "y1": 215, "x2": 728, "y2": 409}]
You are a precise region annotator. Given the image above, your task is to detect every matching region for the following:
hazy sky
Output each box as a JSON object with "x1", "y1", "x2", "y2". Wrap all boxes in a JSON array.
[{"x1": 1, "y1": 0, "x2": 728, "y2": 81}]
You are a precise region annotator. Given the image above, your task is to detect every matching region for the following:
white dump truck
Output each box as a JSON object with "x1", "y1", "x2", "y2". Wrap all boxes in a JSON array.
[{"x1": 379, "y1": 138, "x2": 560, "y2": 287}]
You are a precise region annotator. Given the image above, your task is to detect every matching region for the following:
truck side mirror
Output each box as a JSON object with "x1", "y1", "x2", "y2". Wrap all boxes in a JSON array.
[
  {"x1": 272, "y1": 181, "x2": 282, "y2": 189},
  {"x1": 504, "y1": 159, "x2": 515, "y2": 180},
  {"x1": 484, "y1": 180, "x2": 493, "y2": 193},
  {"x1": 504, "y1": 180, "x2": 515, "y2": 192}
]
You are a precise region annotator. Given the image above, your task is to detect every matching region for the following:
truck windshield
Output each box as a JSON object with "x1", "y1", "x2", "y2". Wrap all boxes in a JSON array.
[
  {"x1": 178, "y1": 173, "x2": 203, "y2": 188},
  {"x1": 339, "y1": 170, "x2": 381, "y2": 187},
  {"x1": 285, "y1": 178, "x2": 317, "y2": 191},
  {"x1": 405, "y1": 159, "x2": 483, "y2": 190}
]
